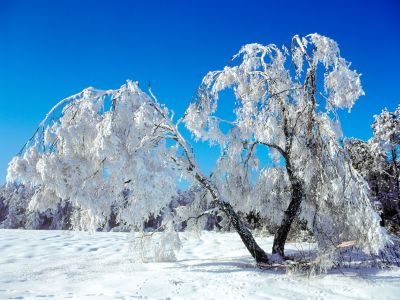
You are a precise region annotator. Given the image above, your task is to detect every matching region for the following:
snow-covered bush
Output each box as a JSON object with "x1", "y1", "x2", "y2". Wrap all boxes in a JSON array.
[{"x1": 131, "y1": 231, "x2": 182, "y2": 262}]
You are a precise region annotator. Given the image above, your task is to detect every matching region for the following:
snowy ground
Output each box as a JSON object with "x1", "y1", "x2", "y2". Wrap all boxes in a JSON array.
[{"x1": 1, "y1": 230, "x2": 400, "y2": 299}]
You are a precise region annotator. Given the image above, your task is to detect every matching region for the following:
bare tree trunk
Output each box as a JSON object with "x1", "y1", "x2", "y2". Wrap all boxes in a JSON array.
[
  {"x1": 270, "y1": 149, "x2": 304, "y2": 258},
  {"x1": 194, "y1": 174, "x2": 270, "y2": 264},
  {"x1": 272, "y1": 175, "x2": 303, "y2": 257},
  {"x1": 219, "y1": 201, "x2": 270, "y2": 264}
]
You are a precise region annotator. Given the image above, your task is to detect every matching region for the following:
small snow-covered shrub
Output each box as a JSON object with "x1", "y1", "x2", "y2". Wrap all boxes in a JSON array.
[{"x1": 131, "y1": 231, "x2": 182, "y2": 263}]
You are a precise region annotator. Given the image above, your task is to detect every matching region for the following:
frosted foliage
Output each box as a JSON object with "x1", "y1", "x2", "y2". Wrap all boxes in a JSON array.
[
  {"x1": 292, "y1": 46, "x2": 304, "y2": 77},
  {"x1": 0, "y1": 184, "x2": 73, "y2": 230},
  {"x1": 0, "y1": 184, "x2": 37, "y2": 229},
  {"x1": 185, "y1": 33, "x2": 387, "y2": 257},
  {"x1": 297, "y1": 120, "x2": 388, "y2": 254},
  {"x1": 250, "y1": 169, "x2": 290, "y2": 226},
  {"x1": 324, "y1": 59, "x2": 364, "y2": 110},
  {"x1": 306, "y1": 34, "x2": 364, "y2": 110},
  {"x1": 300, "y1": 153, "x2": 388, "y2": 253},
  {"x1": 185, "y1": 33, "x2": 363, "y2": 150},
  {"x1": 7, "y1": 81, "x2": 179, "y2": 230},
  {"x1": 307, "y1": 33, "x2": 339, "y2": 67},
  {"x1": 345, "y1": 138, "x2": 386, "y2": 180},
  {"x1": 7, "y1": 147, "x2": 41, "y2": 187},
  {"x1": 174, "y1": 190, "x2": 213, "y2": 233},
  {"x1": 371, "y1": 105, "x2": 400, "y2": 151}
]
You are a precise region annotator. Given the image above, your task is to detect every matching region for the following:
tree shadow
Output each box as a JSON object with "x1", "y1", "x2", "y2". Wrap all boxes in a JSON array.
[
  {"x1": 167, "y1": 257, "x2": 286, "y2": 275},
  {"x1": 169, "y1": 254, "x2": 400, "y2": 278}
]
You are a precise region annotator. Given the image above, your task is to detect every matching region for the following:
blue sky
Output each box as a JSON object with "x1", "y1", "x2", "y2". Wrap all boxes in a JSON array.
[{"x1": 0, "y1": 0, "x2": 399, "y2": 183}]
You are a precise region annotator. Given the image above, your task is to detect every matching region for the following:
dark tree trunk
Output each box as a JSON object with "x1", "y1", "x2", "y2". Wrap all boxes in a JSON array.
[
  {"x1": 194, "y1": 173, "x2": 269, "y2": 264},
  {"x1": 272, "y1": 168, "x2": 303, "y2": 257},
  {"x1": 219, "y1": 201, "x2": 269, "y2": 264},
  {"x1": 373, "y1": 173, "x2": 386, "y2": 227}
]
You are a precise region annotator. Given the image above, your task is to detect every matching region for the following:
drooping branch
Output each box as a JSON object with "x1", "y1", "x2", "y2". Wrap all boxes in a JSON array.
[{"x1": 147, "y1": 92, "x2": 270, "y2": 264}]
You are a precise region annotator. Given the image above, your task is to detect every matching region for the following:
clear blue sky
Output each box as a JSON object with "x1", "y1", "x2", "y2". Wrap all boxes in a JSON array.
[{"x1": 1, "y1": 0, "x2": 399, "y2": 184}]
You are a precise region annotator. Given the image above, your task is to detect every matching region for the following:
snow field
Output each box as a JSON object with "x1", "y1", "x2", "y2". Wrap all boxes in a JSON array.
[{"x1": 1, "y1": 229, "x2": 400, "y2": 299}]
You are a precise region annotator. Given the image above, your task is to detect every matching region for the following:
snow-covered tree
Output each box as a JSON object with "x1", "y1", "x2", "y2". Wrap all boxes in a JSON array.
[
  {"x1": 371, "y1": 106, "x2": 400, "y2": 202},
  {"x1": 0, "y1": 184, "x2": 35, "y2": 228},
  {"x1": 0, "y1": 183, "x2": 72, "y2": 229},
  {"x1": 7, "y1": 82, "x2": 179, "y2": 231},
  {"x1": 366, "y1": 105, "x2": 400, "y2": 230},
  {"x1": 7, "y1": 81, "x2": 269, "y2": 263},
  {"x1": 344, "y1": 138, "x2": 395, "y2": 227},
  {"x1": 185, "y1": 33, "x2": 388, "y2": 258}
]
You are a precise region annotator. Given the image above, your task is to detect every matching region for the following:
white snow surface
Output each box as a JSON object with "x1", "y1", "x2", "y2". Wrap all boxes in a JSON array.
[{"x1": 1, "y1": 230, "x2": 399, "y2": 299}]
